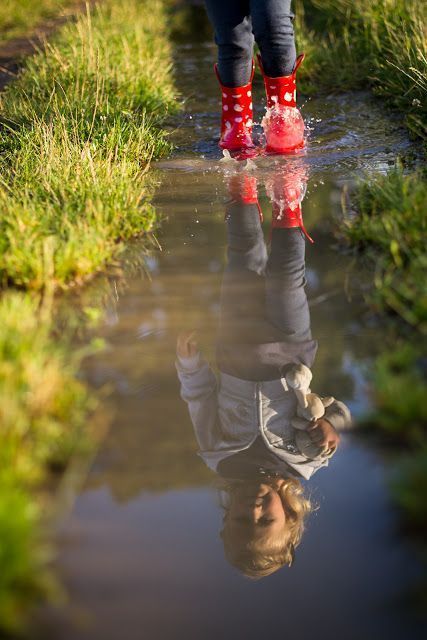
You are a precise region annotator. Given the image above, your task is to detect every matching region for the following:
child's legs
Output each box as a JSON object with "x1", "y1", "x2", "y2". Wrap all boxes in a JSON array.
[
  {"x1": 225, "y1": 202, "x2": 267, "y2": 274},
  {"x1": 250, "y1": 0, "x2": 296, "y2": 76},
  {"x1": 265, "y1": 228, "x2": 311, "y2": 341},
  {"x1": 204, "y1": 0, "x2": 254, "y2": 87},
  {"x1": 219, "y1": 203, "x2": 267, "y2": 336}
]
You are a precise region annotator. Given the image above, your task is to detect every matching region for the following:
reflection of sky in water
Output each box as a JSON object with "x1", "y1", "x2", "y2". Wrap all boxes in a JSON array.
[
  {"x1": 144, "y1": 255, "x2": 159, "y2": 273},
  {"x1": 305, "y1": 267, "x2": 320, "y2": 290}
]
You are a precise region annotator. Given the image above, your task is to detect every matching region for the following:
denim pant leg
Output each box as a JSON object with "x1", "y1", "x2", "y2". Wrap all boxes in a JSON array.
[
  {"x1": 219, "y1": 202, "x2": 268, "y2": 340},
  {"x1": 250, "y1": 0, "x2": 296, "y2": 76},
  {"x1": 204, "y1": 0, "x2": 254, "y2": 86},
  {"x1": 204, "y1": 0, "x2": 296, "y2": 84},
  {"x1": 265, "y1": 228, "x2": 312, "y2": 341}
]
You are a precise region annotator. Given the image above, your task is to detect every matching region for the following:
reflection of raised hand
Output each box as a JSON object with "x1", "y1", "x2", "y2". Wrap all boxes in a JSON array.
[
  {"x1": 265, "y1": 164, "x2": 313, "y2": 242},
  {"x1": 176, "y1": 331, "x2": 199, "y2": 359}
]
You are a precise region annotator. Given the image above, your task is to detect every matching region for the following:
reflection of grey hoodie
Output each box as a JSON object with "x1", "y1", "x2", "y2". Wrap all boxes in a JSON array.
[{"x1": 176, "y1": 353, "x2": 352, "y2": 481}]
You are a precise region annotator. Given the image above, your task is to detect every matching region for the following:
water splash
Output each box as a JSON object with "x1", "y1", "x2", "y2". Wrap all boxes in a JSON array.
[
  {"x1": 264, "y1": 163, "x2": 308, "y2": 220},
  {"x1": 219, "y1": 149, "x2": 239, "y2": 164},
  {"x1": 261, "y1": 104, "x2": 305, "y2": 152}
]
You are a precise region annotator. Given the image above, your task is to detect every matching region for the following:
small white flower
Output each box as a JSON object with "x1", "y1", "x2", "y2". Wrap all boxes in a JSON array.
[
  {"x1": 225, "y1": 121, "x2": 231, "y2": 129},
  {"x1": 235, "y1": 117, "x2": 243, "y2": 122},
  {"x1": 222, "y1": 92, "x2": 227, "y2": 98},
  {"x1": 284, "y1": 92, "x2": 293, "y2": 102},
  {"x1": 234, "y1": 104, "x2": 243, "y2": 112},
  {"x1": 247, "y1": 90, "x2": 251, "y2": 97},
  {"x1": 249, "y1": 103, "x2": 253, "y2": 109},
  {"x1": 223, "y1": 105, "x2": 228, "y2": 111},
  {"x1": 232, "y1": 94, "x2": 242, "y2": 98}
]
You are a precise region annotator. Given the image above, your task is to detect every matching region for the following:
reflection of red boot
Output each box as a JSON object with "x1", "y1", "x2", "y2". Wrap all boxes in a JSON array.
[
  {"x1": 215, "y1": 62, "x2": 255, "y2": 153},
  {"x1": 265, "y1": 166, "x2": 313, "y2": 242},
  {"x1": 257, "y1": 54, "x2": 305, "y2": 154},
  {"x1": 227, "y1": 173, "x2": 263, "y2": 221}
]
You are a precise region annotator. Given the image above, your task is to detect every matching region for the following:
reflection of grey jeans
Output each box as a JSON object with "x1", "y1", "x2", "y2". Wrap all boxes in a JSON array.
[
  {"x1": 204, "y1": 0, "x2": 296, "y2": 86},
  {"x1": 217, "y1": 201, "x2": 313, "y2": 380}
]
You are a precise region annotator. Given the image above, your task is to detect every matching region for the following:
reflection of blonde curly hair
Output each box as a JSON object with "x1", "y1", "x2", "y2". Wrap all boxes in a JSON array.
[{"x1": 220, "y1": 477, "x2": 313, "y2": 579}]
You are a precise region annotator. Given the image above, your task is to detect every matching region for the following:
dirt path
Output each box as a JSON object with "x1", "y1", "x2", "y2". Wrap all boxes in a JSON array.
[{"x1": 0, "y1": 0, "x2": 96, "y2": 90}]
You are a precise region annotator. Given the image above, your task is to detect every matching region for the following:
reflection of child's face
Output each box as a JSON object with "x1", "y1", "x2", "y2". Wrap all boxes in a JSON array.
[{"x1": 227, "y1": 481, "x2": 287, "y2": 544}]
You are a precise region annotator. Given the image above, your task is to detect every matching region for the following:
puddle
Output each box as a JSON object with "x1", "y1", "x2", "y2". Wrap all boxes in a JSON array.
[{"x1": 43, "y1": 37, "x2": 426, "y2": 640}]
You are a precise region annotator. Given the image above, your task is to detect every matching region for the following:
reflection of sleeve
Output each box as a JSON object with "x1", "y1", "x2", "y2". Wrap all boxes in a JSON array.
[
  {"x1": 324, "y1": 400, "x2": 352, "y2": 431},
  {"x1": 175, "y1": 353, "x2": 220, "y2": 451}
]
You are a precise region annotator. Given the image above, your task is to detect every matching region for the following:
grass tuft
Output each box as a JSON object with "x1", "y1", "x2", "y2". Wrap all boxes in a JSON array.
[
  {"x1": 391, "y1": 448, "x2": 427, "y2": 532},
  {"x1": 341, "y1": 169, "x2": 427, "y2": 532},
  {"x1": 0, "y1": 0, "x2": 70, "y2": 41},
  {"x1": 364, "y1": 343, "x2": 427, "y2": 444},
  {"x1": 341, "y1": 166, "x2": 427, "y2": 332},
  {"x1": 296, "y1": 0, "x2": 427, "y2": 138},
  {"x1": 0, "y1": 0, "x2": 177, "y2": 291}
]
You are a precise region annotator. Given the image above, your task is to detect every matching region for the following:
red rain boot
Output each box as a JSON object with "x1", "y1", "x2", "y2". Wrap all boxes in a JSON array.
[
  {"x1": 215, "y1": 62, "x2": 255, "y2": 153},
  {"x1": 257, "y1": 54, "x2": 305, "y2": 154},
  {"x1": 227, "y1": 173, "x2": 263, "y2": 222},
  {"x1": 265, "y1": 165, "x2": 313, "y2": 242}
]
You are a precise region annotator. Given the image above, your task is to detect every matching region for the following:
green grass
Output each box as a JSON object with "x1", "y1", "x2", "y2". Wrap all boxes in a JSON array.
[
  {"x1": 341, "y1": 167, "x2": 427, "y2": 332},
  {"x1": 0, "y1": 292, "x2": 93, "y2": 635},
  {"x1": 340, "y1": 153, "x2": 427, "y2": 537},
  {"x1": 360, "y1": 338, "x2": 427, "y2": 534},
  {"x1": 392, "y1": 448, "x2": 427, "y2": 532},
  {"x1": 0, "y1": 483, "x2": 52, "y2": 635},
  {"x1": 0, "y1": 0, "x2": 71, "y2": 41},
  {"x1": 0, "y1": 0, "x2": 177, "y2": 291},
  {"x1": 296, "y1": 0, "x2": 427, "y2": 138},
  {"x1": 364, "y1": 343, "x2": 427, "y2": 443}
]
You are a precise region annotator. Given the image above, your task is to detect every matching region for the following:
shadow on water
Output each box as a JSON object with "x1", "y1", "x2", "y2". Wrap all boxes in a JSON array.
[{"x1": 43, "y1": 13, "x2": 426, "y2": 640}]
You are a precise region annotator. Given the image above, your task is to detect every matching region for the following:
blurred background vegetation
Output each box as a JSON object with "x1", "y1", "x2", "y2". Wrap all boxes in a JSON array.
[{"x1": 0, "y1": 0, "x2": 72, "y2": 41}]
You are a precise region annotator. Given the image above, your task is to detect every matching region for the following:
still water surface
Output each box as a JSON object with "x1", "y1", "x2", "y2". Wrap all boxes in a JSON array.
[{"x1": 46, "y1": 40, "x2": 425, "y2": 640}]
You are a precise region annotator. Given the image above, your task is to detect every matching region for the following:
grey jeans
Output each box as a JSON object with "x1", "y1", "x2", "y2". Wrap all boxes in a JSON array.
[
  {"x1": 217, "y1": 200, "x2": 314, "y2": 380},
  {"x1": 204, "y1": 0, "x2": 296, "y2": 86}
]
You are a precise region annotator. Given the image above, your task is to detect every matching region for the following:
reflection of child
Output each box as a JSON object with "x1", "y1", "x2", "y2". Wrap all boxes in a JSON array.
[{"x1": 176, "y1": 173, "x2": 351, "y2": 576}]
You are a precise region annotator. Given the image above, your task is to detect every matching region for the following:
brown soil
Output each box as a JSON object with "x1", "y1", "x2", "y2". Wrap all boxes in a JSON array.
[{"x1": 0, "y1": 0, "x2": 98, "y2": 90}]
